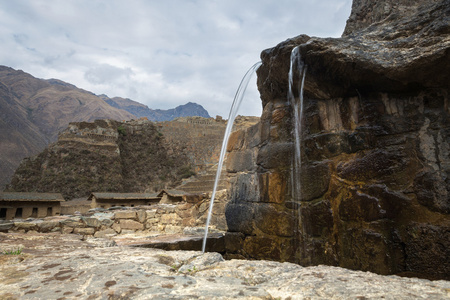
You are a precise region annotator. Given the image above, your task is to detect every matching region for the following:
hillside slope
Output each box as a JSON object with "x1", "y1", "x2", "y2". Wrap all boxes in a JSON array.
[
  {"x1": 6, "y1": 116, "x2": 259, "y2": 199},
  {"x1": 6, "y1": 119, "x2": 195, "y2": 198},
  {"x1": 0, "y1": 81, "x2": 48, "y2": 188},
  {"x1": 0, "y1": 66, "x2": 136, "y2": 188}
]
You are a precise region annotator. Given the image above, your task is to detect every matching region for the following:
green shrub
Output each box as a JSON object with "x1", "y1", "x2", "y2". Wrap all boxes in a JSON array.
[
  {"x1": 117, "y1": 125, "x2": 127, "y2": 136},
  {"x1": 177, "y1": 165, "x2": 196, "y2": 179}
]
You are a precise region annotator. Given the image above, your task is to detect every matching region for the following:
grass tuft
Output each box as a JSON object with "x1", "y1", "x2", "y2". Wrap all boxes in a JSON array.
[{"x1": 1, "y1": 248, "x2": 23, "y2": 255}]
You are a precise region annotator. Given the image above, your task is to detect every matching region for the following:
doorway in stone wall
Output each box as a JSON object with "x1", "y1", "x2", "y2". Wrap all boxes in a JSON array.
[
  {"x1": 15, "y1": 208, "x2": 23, "y2": 218},
  {"x1": 47, "y1": 207, "x2": 52, "y2": 216},
  {"x1": 0, "y1": 208, "x2": 6, "y2": 219},
  {"x1": 31, "y1": 207, "x2": 38, "y2": 218}
]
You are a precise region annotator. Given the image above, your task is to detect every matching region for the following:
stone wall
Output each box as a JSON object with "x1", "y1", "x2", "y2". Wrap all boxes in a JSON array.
[
  {"x1": 0, "y1": 201, "x2": 61, "y2": 220},
  {"x1": 0, "y1": 190, "x2": 228, "y2": 236},
  {"x1": 157, "y1": 118, "x2": 226, "y2": 172},
  {"x1": 157, "y1": 116, "x2": 259, "y2": 173},
  {"x1": 58, "y1": 119, "x2": 119, "y2": 146},
  {"x1": 60, "y1": 199, "x2": 92, "y2": 215}
]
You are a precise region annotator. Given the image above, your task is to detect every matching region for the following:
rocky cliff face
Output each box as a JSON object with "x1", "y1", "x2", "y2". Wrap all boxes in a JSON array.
[
  {"x1": 6, "y1": 116, "x2": 259, "y2": 199},
  {"x1": 0, "y1": 66, "x2": 213, "y2": 189},
  {"x1": 6, "y1": 119, "x2": 194, "y2": 198},
  {"x1": 225, "y1": 0, "x2": 449, "y2": 279}
]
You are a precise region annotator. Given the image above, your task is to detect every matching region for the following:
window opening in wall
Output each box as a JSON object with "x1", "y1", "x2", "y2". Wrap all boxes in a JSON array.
[
  {"x1": 15, "y1": 208, "x2": 23, "y2": 218},
  {"x1": 31, "y1": 207, "x2": 38, "y2": 218},
  {"x1": 47, "y1": 207, "x2": 52, "y2": 216},
  {"x1": 0, "y1": 208, "x2": 6, "y2": 219},
  {"x1": 131, "y1": 204, "x2": 134, "y2": 207}
]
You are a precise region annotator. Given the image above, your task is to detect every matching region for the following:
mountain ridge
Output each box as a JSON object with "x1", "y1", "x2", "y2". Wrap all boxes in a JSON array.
[
  {"x1": 0, "y1": 65, "x2": 211, "y2": 188},
  {"x1": 100, "y1": 95, "x2": 211, "y2": 121}
]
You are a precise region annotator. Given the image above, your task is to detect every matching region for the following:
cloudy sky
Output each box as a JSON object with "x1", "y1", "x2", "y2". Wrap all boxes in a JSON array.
[{"x1": 0, "y1": 0, "x2": 352, "y2": 117}]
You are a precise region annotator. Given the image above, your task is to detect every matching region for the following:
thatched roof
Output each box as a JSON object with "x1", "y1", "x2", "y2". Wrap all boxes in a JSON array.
[
  {"x1": 157, "y1": 189, "x2": 186, "y2": 197},
  {"x1": 88, "y1": 192, "x2": 160, "y2": 201},
  {"x1": 0, "y1": 192, "x2": 65, "y2": 202}
]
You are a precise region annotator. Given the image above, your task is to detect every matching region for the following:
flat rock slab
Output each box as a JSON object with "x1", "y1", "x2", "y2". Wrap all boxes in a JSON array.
[
  {"x1": 115, "y1": 233, "x2": 225, "y2": 252},
  {"x1": 1, "y1": 233, "x2": 449, "y2": 299}
]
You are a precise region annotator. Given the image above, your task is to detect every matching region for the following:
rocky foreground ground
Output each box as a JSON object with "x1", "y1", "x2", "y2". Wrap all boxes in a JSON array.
[{"x1": 0, "y1": 233, "x2": 449, "y2": 299}]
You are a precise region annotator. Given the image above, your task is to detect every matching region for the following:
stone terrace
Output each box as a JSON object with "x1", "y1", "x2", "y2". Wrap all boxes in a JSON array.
[
  {"x1": 175, "y1": 166, "x2": 228, "y2": 195},
  {"x1": 0, "y1": 190, "x2": 229, "y2": 238}
]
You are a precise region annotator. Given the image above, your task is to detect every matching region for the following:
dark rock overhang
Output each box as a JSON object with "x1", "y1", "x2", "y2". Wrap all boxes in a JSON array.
[{"x1": 257, "y1": 0, "x2": 450, "y2": 103}]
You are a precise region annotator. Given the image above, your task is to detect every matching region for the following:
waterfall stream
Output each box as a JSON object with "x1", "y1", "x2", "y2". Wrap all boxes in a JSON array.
[
  {"x1": 202, "y1": 61, "x2": 262, "y2": 253},
  {"x1": 288, "y1": 45, "x2": 307, "y2": 262}
]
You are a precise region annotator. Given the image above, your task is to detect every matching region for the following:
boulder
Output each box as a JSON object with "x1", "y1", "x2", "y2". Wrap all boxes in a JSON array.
[
  {"x1": 0, "y1": 222, "x2": 13, "y2": 233},
  {"x1": 60, "y1": 217, "x2": 84, "y2": 228},
  {"x1": 13, "y1": 222, "x2": 37, "y2": 232},
  {"x1": 114, "y1": 211, "x2": 136, "y2": 219},
  {"x1": 94, "y1": 228, "x2": 117, "y2": 239},
  {"x1": 225, "y1": 0, "x2": 450, "y2": 280},
  {"x1": 112, "y1": 222, "x2": 121, "y2": 233},
  {"x1": 82, "y1": 217, "x2": 102, "y2": 228},
  {"x1": 136, "y1": 210, "x2": 146, "y2": 223},
  {"x1": 38, "y1": 221, "x2": 60, "y2": 233},
  {"x1": 119, "y1": 219, "x2": 144, "y2": 231},
  {"x1": 73, "y1": 227, "x2": 95, "y2": 235}
]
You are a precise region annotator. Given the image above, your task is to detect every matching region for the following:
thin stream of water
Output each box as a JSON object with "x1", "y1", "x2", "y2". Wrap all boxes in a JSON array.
[
  {"x1": 202, "y1": 61, "x2": 262, "y2": 253},
  {"x1": 288, "y1": 45, "x2": 307, "y2": 262},
  {"x1": 288, "y1": 46, "x2": 307, "y2": 202}
]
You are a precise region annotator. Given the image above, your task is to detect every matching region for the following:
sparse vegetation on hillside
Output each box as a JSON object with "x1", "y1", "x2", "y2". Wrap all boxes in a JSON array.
[
  {"x1": 8, "y1": 142, "x2": 123, "y2": 198},
  {"x1": 6, "y1": 120, "x2": 195, "y2": 198},
  {"x1": 118, "y1": 122, "x2": 194, "y2": 193},
  {"x1": 117, "y1": 125, "x2": 127, "y2": 136},
  {"x1": 0, "y1": 66, "x2": 136, "y2": 189}
]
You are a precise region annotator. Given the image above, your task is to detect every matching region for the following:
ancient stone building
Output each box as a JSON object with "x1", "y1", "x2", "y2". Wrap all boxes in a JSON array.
[
  {"x1": 157, "y1": 116, "x2": 227, "y2": 173},
  {"x1": 0, "y1": 192, "x2": 64, "y2": 220},
  {"x1": 89, "y1": 192, "x2": 160, "y2": 209},
  {"x1": 158, "y1": 190, "x2": 185, "y2": 204},
  {"x1": 8, "y1": 114, "x2": 259, "y2": 199}
]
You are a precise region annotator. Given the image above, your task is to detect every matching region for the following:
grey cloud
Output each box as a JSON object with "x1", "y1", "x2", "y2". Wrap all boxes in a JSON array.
[
  {"x1": 85, "y1": 64, "x2": 134, "y2": 85},
  {"x1": 0, "y1": 0, "x2": 353, "y2": 117}
]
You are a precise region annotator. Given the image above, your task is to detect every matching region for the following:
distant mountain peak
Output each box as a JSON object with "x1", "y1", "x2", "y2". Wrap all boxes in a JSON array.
[{"x1": 102, "y1": 96, "x2": 211, "y2": 122}]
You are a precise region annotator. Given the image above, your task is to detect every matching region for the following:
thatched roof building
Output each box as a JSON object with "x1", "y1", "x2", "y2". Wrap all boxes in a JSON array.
[
  {"x1": 0, "y1": 192, "x2": 64, "y2": 220},
  {"x1": 88, "y1": 192, "x2": 160, "y2": 208}
]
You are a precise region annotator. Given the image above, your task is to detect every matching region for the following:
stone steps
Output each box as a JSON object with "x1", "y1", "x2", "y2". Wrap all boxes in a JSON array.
[
  {"x1": 180, "y1": 185, "x2": 227, "y2": 194},
  {"x1": 196, "y1": 174, "x2": 219, "y2": 181},
  {"x1": 176, "y1": 166, "x2": 228, "y2": 194},
  {"x1": 177, "y1": 180, "x2": 227, "y2": 194}
]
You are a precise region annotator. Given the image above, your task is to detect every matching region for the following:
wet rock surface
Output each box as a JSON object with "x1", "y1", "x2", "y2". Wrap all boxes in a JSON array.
[
  {"x1": 1, "y1": 233, "x2": 449, "y2": 299},
  {"x1": 225, "y1": 0, "x2": 450, "y2": 279}
]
